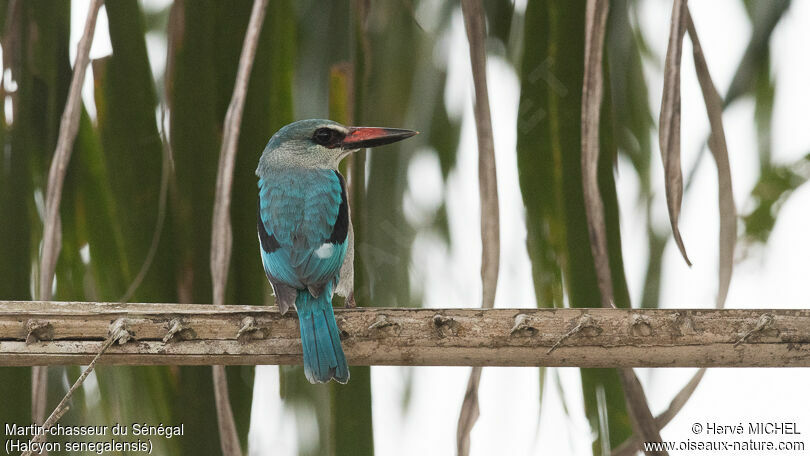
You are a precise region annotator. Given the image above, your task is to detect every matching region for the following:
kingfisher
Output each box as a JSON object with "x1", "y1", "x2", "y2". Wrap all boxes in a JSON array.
[{"x1": 256, "y1": 119, "x2": 417, "y2": 384}]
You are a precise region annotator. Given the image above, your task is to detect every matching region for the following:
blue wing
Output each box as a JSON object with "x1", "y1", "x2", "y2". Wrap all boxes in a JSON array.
[{"x1": 257, "y1": 169, "x2": 349, "y2": 291}]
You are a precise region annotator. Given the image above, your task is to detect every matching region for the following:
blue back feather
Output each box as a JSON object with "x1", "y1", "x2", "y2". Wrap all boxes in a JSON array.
[
  {"x1": 257, "y1": 167, "x2": 350, "y2": 383},
  {"x1": 258, "y1": 169, "x2": 347, "y2": 287}
]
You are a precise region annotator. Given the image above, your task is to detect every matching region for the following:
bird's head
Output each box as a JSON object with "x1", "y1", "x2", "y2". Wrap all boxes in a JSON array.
[{"x1": 256, "y1": 119, "x2": 417, "y2": 173}]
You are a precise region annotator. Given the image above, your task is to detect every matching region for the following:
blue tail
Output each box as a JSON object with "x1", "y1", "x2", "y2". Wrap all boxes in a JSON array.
[{"x1": 295, "y1": 284, "x2": 349, "y2": 384}]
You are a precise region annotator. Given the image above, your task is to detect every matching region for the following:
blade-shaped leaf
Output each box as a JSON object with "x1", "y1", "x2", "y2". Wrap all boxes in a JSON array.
[
  {"x1": 618, "y1": 368, "x2": 666, "y2": 454},
  {"x1": 517, "y1": 0, "x2": 565, "y2": 310},
  {"x1": 725, "y1": 0, "x2": 791, "y2": 105},
  {"x1": 659, "y1": 0, "x2": 691, "y2": 266},
  {"x1": 170, "y1": 0, "x2": 294, "y2": 451},
  {"x1": 518, "y1": 0, "x2": 634, "y2": 452},
  {"x1": 605, "y1": 0, "x2": 666, "y2": 312},
  {"x1": 581, "y1": 0, "x2": 612, "y2": 308},
  {"x1": 686, "y1": 11, "x2": 736, "y2": 309},
  {"x1": 613, "y1": 8, "x2": 740, "y2": 453},
  {"x1": 91, "y1": 2, "x2": 189, "y2": 455},
  {"x1": 328, "y1": 4, "x2": 374, "y2": 456},
  {"x1": 208, "y1": 1, "x2": 270, "y2": 453},
  {"x1": 585, "y1": 1, "x2": 666, "y2": 450},
  {"x1": 685, "y1": 0, "x2": 790, "y2": 190},
  {"x1": 0, "y1": 0, "x2": 36, "y2": 428},
  {"x1": 613, "y1": 369, "x2": 706, "y2": 456}
]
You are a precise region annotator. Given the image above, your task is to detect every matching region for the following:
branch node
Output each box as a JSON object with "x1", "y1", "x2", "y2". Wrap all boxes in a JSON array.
[
  {"x1": 51, "y1": 404, "x2": 71, "y2": 424},
  {"x1": 734, "y1": 313, "x2": 778, "y2": 347},
  {"x1": 236, "y1": 316, "x2": 268, "y2": 343},
  {"x1": 433, "y1": 314, "x2": 460, "y2": 338},
  {"x1": 509, "y1": 313, "x2": 537, "y2": 337},
  {"x1": 163, "y1": 318, "x2": 196, "y2": 343},
  {"x1": 547, "y1": 314, "x2": 600, "y2": 354},
  {"x1": 26, "y1": 320, "x2": 54, "y2": 344},
  {"x1": 630, "y1": 314, "x2": 653, "y2": 337},
  {"x1": 669, "y1": 311, "x2": 696, "y2": 336},
  {"x1": 368, "y1": 314, "x2": 400, "y2": 335},
  {"x1": 109, "y1": 318, "x2": 134, "y2": 345}
]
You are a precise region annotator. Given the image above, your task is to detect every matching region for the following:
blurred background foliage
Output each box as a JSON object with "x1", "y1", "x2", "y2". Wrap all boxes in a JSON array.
[{"x1": 0, "y1": 0, "x2": 803, "y2": 455}]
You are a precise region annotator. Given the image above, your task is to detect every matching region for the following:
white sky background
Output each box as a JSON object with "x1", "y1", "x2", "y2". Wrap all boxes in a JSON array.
[{"x1": 65, "y1": 1, "x2": 810, "y2": 455}]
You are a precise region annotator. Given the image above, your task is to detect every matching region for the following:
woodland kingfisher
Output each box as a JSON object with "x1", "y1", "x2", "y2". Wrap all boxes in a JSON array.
[{"x1": 256, "y1": 119, "x2": 417, "y2": 384}]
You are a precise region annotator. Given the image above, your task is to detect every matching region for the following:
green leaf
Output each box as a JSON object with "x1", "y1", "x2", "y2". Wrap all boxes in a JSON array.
[
  {"x1": 743, "y1": 155, "x2": 810, "y2": 245},
  {"x1": 89, "y1": 2, "x2": 191, "y2": 454},
  {"x1": 226, "y1": 0, "x2": 295, "y2": 447},
  {"x1": 483, "y1": 0, "x2": 515, "y2": 50},
  {"x1": 327, "y1": 58, "x2": 374, "y2": 456},
  {"x1": 516, "y1": 0, "x2": 566, "y2": 309},
  {"x1": 97, "y1": 0, "x2": 173, "y2": 299},
  {"x1": 605, "y1": 0, "x2": 665, "y2": 310},
  {"x1": 517, "y1": 1, "x2": 632, "y2": 452},
  {"x1": 169, "y1": 0, "x2": 297, "y2": 451},
  {"x1": 0, "y1": 0, "x2": 72, "y2": 430}
]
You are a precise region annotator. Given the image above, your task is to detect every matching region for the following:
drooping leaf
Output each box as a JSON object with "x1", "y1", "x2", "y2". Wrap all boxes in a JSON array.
[
  {"x1": 429, "y1": 71, "x2": 462, "y2": 180},
  {"x1": 586, "y1": 2, "x2": 666, "y2": 448},
  {"x1": 686, "y1": 11, "x2": 736, "y2": 309},
  {"x1": 685, "y1": 0, "x2": 790, "y2": 190},
  {"x1": 605, "y1": 0, "x2": 664, "y2": 311},
  {"x1": 613, "y1": 369, "x2": 706, "y2": 456},
  {"x1": 361, "y1": 2, "x2": 420, "y2": 310},
  {"x1": 328, "y1": 5, "x2": 374, "y2": 456},
  {"x1": 581, "y1": 0, "x2": 612, "y2": 308},
  {"x1": 0, "y1": 63, "x2": 33, "y2": 435},
  {"x1": 517, "y1": 0, "x2": 634, "y2": 452},
  {"x1": 606, "y1": 0, "x2": 654, "y2": 177},
  {"x1": 617, "y1": 368, "x2": 666, "y2": 455},
  {"x1": 659, "y1": 0, "x2": 691, "y2": 266},
  {"x1": 0, "y1": 0, "x2": 73, "y2": 431},
  {"x1": 516, "y1": 0, "x2": 564, "y2": 310},
  {"x1": 726, "y1": 0, "x2": 791, "y2": 105},
  {"x1": 170, "y1": 0, "x2": 294, "y2": 451},
  {"x1": 482, "y1": 0, "x2": 514, "y2": 50},
  {"x1": 97, "y1": 1, "x2": 174, "y2": 299},
  {"x1": 91, "y1": 1, "x2": 186, "y2": 454}
]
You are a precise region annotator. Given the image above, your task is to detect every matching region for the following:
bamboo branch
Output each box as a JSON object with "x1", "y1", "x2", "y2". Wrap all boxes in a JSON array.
[
  {"x1": 2, "y1": 303, "x2": 808, "y2": 367},
  {"x1": 208, "y1": 1, "x2": 269, "y2": 455},
  {"x1": 34, "y1": 0, "x2": 104, "y2": 428},
  {"x1": 459, "y1": 1, "x2": 501, "y2": 454}
]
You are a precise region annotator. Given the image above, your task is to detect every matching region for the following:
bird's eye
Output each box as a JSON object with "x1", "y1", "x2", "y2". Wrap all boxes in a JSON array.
[{"x1": 313, "y1": 128, "x2": 335, "y2": 146}]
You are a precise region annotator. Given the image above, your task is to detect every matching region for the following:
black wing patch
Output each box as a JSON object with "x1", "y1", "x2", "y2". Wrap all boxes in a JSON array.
[
  {"x1": 257, "y1": 200, "x2": 280, "y2": 253},
  {"x1": 328, "y1": 171, "x2": 349, "y2": 244}
]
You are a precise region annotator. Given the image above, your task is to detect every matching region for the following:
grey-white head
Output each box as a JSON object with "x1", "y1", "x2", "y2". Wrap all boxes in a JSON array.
[{"x1": 256, "y1": 119, "x2": 417, "y2": 176}]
